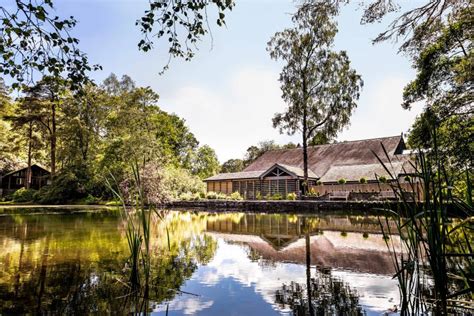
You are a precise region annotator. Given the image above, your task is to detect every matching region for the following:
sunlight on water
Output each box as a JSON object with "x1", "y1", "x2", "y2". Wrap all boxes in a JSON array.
[{"x1": 0, "y1": 208, "x2": 401, "y2": 315}]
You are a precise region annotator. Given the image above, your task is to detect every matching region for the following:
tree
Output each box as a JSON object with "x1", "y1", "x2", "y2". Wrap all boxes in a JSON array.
[
  {"x1": 191, "y1": 145, "x2": 220, "y2": 179},
  {"x1": 221, "y1": 159, "x2": 244, "y2": 173},
  {"x1": 267, "y1": 2, "x2": 363, "y2": 193},
  {"x1": 0, "y1": 1, "x2": 100, "y2": 89}
]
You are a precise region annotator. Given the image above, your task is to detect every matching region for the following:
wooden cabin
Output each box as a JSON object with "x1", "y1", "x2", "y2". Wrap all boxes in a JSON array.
[
  {"x1": 205, "y1": 135, "x2": 418, "y2": 200},
  {"x1": 0, "y1": 164, "x2": 51, "y2": 196}
]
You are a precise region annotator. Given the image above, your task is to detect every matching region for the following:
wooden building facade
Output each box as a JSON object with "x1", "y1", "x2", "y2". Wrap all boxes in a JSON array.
[
  {"x1": 0, "y1": 164, "x2": 51, "y2": 196},
  {"x1": 205, "y1": 135, "x2": 417, "y2": 200}
]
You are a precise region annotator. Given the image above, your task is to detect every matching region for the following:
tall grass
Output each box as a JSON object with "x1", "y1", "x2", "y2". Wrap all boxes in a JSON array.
[
  {"x1": 374, "y1": 131, "x2": 473, "y2": 314},
  {"x1": 105, "y1": 163, "x2": 163, "y2": 313}
]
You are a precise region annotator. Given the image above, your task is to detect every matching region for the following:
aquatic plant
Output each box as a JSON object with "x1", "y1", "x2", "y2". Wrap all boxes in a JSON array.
[{"x1": 374, "y1": 132, "x2": 473, "y2": 314}]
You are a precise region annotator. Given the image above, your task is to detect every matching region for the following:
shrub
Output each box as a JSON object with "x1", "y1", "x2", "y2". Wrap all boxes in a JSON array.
[
  {"x1": 36, "y1": 167, "x2": 89, "y2": 204},
  {"x1": 378, "y1": 176, "x2": 387, "y2": 183},
  {"x1": 340, "y1": 231, "x2": 348, "y2": 237},
  {"x1": 338, "y1": 178, "x2": 347, "y2": 184},
  {"x1": 316, "y1": 180, "x2": 322, "y2": 186},
  {"x1": 83, "y1": 194, "x2": 100, "y2": 205},
  {"x1": 287, "y1": 192, "x2": 297, "y2": 200},
  {"x1": 230, "y1": 191, "x2": 243, "y2": 200},
  {"x1": 359, "y1": 177, "x2": 367, "y2": 184},
  {"x1": 178, "y1": 192, "x2": 193, "y2": 201},
  {"x1": 12, "y1": 188, "x2": 37, "y2": 203},
  {"x1": 271, "y1": 193, "x2": 283, "y2": 200},
  {"x1": 255, "y1": 191, "x2": 262, "y2": 200},
  {"x1": 363, "y1": 232, "x2": 369, "y2": 239},
  {"x1": 216, "y1": 193, "x2": 227, "y2": 200},
  {"x1": 206, "y1": 191, "x2": 218, "y2": 200},
  {"x1": 404, "y1": 175, "x2": 411, "y2": 182}
]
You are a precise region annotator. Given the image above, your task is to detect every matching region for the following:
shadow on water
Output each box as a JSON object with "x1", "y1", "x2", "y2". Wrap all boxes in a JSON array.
[{"x1": 0, "y1": 210, "x2": 406, "y2": 314}]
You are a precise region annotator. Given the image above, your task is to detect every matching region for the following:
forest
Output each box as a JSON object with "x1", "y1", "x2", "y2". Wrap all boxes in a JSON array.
[{"x1": 0, "y1": 74, "x2": 220, "y2": 203}]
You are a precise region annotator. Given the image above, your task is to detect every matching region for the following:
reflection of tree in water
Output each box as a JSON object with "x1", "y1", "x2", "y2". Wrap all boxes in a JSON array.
[
  {"x1": 275, "y1": 268, "x2": 364, "y2": 316},
  {"x1": 0, "y1": 212, "x2": 219, "y2": 314}
]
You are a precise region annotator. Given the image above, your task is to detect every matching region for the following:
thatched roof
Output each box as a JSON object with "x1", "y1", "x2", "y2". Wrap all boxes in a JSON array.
[
  {"x1": 245, "y1": 135, "x2": 405, "y2": 176},
  {"x1": 205, "y1": 135, "x2": 409, "y2": 182},
  {"x1": 319, "y1": 158, "x2": 413, "y2": 183}
]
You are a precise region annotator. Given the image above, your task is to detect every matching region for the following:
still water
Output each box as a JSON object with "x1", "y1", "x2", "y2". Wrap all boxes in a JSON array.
[{"x1": 0, "y1": 208, "x2": 402, "y2": 315}]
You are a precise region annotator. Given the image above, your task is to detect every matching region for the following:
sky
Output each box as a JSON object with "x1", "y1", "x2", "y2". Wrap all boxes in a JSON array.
[{"x1": 54, "y1": 0, "x2": 424, "y2": 162}]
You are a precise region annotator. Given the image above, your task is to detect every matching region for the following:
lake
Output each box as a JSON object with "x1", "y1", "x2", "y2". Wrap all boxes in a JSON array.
[{"x1": 0, "y1": 207, "x2": 401, "y2": 315}]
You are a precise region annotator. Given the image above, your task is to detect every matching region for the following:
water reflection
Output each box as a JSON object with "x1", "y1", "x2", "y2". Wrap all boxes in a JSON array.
[{"x1": 0, "y1": 210, "x2": 401, "y2": 314}]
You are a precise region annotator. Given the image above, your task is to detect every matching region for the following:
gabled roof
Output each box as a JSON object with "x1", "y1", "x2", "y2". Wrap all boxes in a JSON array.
[
  {"x1": 244, "y1": 135, "x2": 405, "y2": 178},
  {"x1": 2, "y1": 164, "x2": 50, "y2": 177},
  {"x1": 260, "y1": 163, "x2": 318, "y2": 179}
]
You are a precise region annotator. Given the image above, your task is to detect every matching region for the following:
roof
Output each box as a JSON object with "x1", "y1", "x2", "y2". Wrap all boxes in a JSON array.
[
  {"x1": 319, "y1": 158, "x2": 412, "y2": 183},
  {"x1": 205, "y1": 163, "x2": 319, "y2": 181},
  {"x1": 205, "y1": 170, "x2": 264, "y2": 181},
  {"x1": 245, "y1": 135, "x2": 405, "y2": 178},
  {"x1": 2, "y1": 164, "x2": 50, "y2": 177},
  {"x1": 205, "y1": 135, "x2": 409, "y2": 182}
]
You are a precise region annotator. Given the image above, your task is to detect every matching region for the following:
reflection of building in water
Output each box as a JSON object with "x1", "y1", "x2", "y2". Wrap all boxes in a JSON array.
[{"x1": 205, "y1": 213, "x2": 402, "y2": 275}]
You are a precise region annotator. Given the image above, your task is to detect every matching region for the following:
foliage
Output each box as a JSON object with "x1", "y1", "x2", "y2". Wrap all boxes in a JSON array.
[
  {"x1": 376, "y1": 134, "x2": 473, "y2": 314},
  {"x1": 206, "y1": 191, "x2": 218, "y2": 200},
  {"x1": 359, "y1": 177, "x2": 367, "y2": 184},
  {"x1": 270, "y1": 193, "x2": 283, "y2": 200},
  {"x1": 160, "y1": 165, "x2": 205, "y2": 200},
  {"x1": 378, "y1": 176, "x2": 387, "y2": 183},
  {"x1": 268, "y1": 2, "x2": 362, "y2": 191},
  {"x1": 229, "y1": 191, "x2": 243, "y2": 200},
  {"x1": 36, "y1": 167, "x2": 88, "y2": 204},
  {"x1": 0, "y1": 1, "x2": 100, "y2": 89},
  {"x1": 316, "y1": 180, "x2": 322, "y2": 185},
  {"x1": 190, "y1": 145, "x2": 220, "y2": 179},
  {"x1": 221, "y1": 158, "x2": 244, "y2": 173},
  {"x1": 287, "y1": 192, "x2": 297, "y2": 200},
  {"x1": 137, "y1": 0, "x2": 235, "y2": 72},
  {"x1": 338, "y1": 178, "x2": 347, "y2": 184},
  {"x1": 11, "y1": 188, "x2": 36, "y2": 202},
  {"x1": 255, "y1": 191, "x2": 262, "y2": 200}
]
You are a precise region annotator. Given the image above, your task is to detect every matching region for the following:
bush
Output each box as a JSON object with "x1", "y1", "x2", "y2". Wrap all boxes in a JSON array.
[
  {"x1": 230, "y1": 191, "x2": 243, "y2": 200},
  {"x1": 359, "y1": 177, "x2": 367, "y2": 184},
  {"x1": 338, "y1": 178, "x2": 347, "y2": 184},
  {"x1": 206, "y1": 191, "x2": 218, "y2": 200},
  {"x1": 287, "y1": 192, "x2": 297, "y2": 200},
  {"x1": 12, "y1": 188, "x2": 37, "y2": 203},
  {"x1": 363, "y1": 232, "x2": 369, "y2": 239},
  {"x1": 83, "y1": 194, "x2": 100, "y2": 205},
  {"x1": 378, "y1": 176, "x2": 387, "y2": 183},
  {"x1": 404, "y1": 175, "x2": 411, "y2": 182},
  {"x1": 216, "y1": 192, "x2": 227, "y2": 200},
  {"x1": 255, "y1": 191, "x2": 262, "y2": 200},
  {"x1": 36, "y1": 169, "x2": 88, "y2": 204},
  {"x1": 316, "y1": 180, "x2": 322, "y2": 186},
  {"x1": 161, "y1": 166, "x2": 205, "y2": 199},
  {"x1": 270, "y1": 193, "x2": 283, "y2": 200}
]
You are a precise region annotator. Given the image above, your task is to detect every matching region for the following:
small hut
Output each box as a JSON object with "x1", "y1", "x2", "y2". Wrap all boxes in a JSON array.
[{"x1": 0, "y1": 164, "x2": 51, "y2": 196}]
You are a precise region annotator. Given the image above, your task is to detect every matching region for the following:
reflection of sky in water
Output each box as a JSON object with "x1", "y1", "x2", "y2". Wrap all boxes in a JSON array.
[{"x1": 154, "y1": 239, "x2": 399, "y2": 315}]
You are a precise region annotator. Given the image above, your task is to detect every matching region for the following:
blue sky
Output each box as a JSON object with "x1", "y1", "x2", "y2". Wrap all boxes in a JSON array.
[{"x1": 55, "y1": 0, "x2": 424, "y2": 162}]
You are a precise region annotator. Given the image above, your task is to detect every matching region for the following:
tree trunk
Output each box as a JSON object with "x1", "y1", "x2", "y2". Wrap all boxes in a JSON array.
[
  {"x1": 304, "y1": 219, "x2": 314, "y2": 316},
  {"x1": 50, "y1": 102, "x2": 56, "y2": 179},
  {"x1": 302, "y1": 106, "x2": 309, "y2": 196},
  {"x1": 26, "y1": 121, "x2": 32, "y2": 189}
]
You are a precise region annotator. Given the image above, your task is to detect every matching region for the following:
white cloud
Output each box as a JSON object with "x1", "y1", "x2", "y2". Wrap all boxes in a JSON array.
[
  {"x1": 159, "y1": 67, "x2": 295, "y2": 162},
  {"x1": 160, "y1": 71, "x2": 423, "y2": 163},
  {"x1": 338, "y1": 76, "x2": 424, "y2": 142}
]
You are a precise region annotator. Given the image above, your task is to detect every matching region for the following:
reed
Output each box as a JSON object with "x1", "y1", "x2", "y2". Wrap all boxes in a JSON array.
[{"x1": 374, "y1": 130, "x2": 473, "y2": 314}]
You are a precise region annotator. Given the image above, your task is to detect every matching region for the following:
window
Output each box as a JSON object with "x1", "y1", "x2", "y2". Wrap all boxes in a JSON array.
[{"x1": 15, "y1": 178, "x2": 24, "y2": 185}]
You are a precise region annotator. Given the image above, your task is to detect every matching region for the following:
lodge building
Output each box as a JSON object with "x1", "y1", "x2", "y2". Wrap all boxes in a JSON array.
[
  {"x1": 204, "y1": 135, "x2": 417, "y2": 200},
  {"x1": 0, "y1": 164, "x2": 51, "y2": 197}
]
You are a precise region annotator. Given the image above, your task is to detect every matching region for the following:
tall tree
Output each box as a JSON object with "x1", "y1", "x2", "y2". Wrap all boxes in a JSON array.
[
  {"x1": 221, "y1": 159, "x2": 244, "y2": 173},
  {"x1": 267, "y1": 2, "x2": 362, "y2": 193},
  {"x1": 191, "y1": 145, "x2": 220, "y2": 179}
]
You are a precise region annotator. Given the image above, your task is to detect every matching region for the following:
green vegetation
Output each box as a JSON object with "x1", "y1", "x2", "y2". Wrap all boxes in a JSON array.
[
  {"x1": 338, "y1": 178, "x2": 347, "y2": 185},
  {"x1": 0, "y1": 74, "x2": 218, "y2": 204},
  {"x1": 359, "y1": 177, "x2": 367, "y2": 184},
  {"x1": 268, "y1": 2, "x2": 363, "y2": 194},
  {"x1": 12, "y1": 188, "x2": 36, "y2": 203},
  {"x1": 287, "y1": 192, "x2": 297, "y2": 200},
  {"x1": 378, "y1": 176, "x2": 387, "y2": 183}
]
